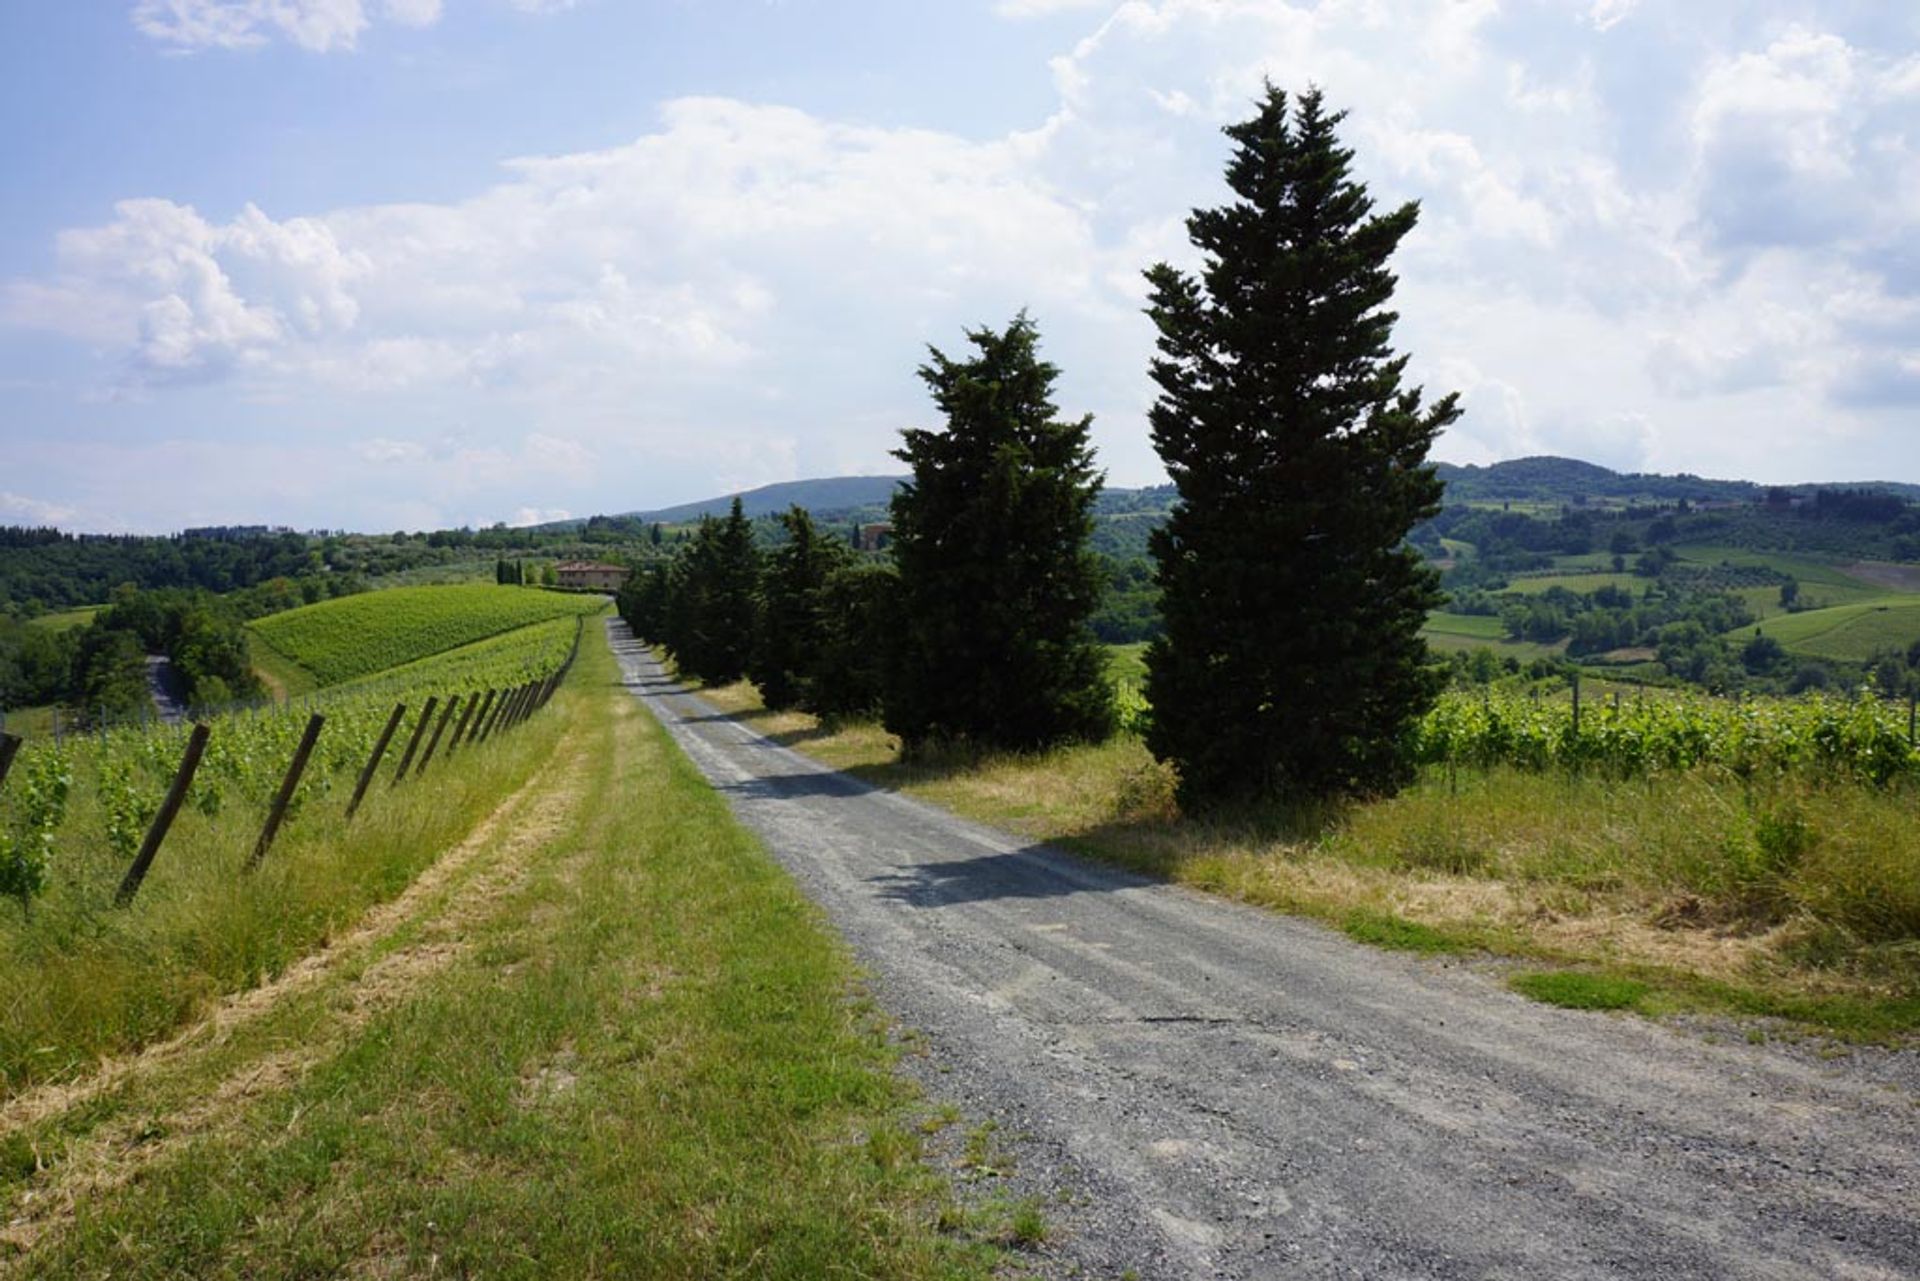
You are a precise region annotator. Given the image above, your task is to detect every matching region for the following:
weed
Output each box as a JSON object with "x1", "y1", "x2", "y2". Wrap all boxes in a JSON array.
[
  {"x1": 1342, "y1": 909, "x2": 1465, "y2": 954},
  {"x1": 1511, "y1": 971, "x2": 1648, "y2": 1011}
]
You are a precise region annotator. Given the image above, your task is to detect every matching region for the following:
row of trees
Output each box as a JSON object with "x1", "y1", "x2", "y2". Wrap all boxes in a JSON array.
[{"x1": 630, "y1": 84, "x2": 1451, "y2": 808}]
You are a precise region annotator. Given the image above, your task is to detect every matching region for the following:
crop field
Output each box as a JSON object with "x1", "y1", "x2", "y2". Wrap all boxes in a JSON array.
[
  {"x1": 250, "y1": 584, "x2": 604, "y2": 688},
  {"x1": 1669, "y1": 545, "x2": 1890, "y2": 605},
  {"x1": 1736, "y1": 596, "x2": 1920, "y2": 662},
  {"x1": 1502, "y1": 571, "x2": 1639, "y2": 595},
  {"x1": 1420, "y1": 611, "x2": 1566, "y2": 660}
]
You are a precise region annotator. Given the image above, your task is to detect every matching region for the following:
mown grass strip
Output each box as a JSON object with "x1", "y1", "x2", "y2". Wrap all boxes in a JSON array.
[{"x1": 5, "y1": 634, "x2": 1000, "y2": 1279}]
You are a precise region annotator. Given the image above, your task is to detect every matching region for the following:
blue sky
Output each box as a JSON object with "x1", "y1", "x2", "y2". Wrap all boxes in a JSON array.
[{"x1": 2, "y1": 1, "x2": 1917, "y2": 533}]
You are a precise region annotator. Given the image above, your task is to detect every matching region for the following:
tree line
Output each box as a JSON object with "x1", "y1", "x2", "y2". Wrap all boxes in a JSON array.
[{"x1": 624, "y1": 84, "x2": 1454, "y2": 808}]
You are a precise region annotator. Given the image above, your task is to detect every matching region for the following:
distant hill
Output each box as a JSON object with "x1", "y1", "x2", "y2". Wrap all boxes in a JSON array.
[
  {"x1": 613, "y1": 475, "x2": 905, "y2": 525},
  {"x1": 556, "y1": 454, "x2": 1915, "y2": 541},
  {"x1": 1432, "y1": 457, "x2": 1759, "y2": 506}
]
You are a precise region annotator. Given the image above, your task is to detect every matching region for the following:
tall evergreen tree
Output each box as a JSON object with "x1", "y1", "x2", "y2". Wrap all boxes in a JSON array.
[
  {"x1": 749, "y1": 506, "x2": 849, "y2": 711},
  {"x1": 1143, "y1": 85, "x2": 1458, "y2": 806},
  {"x1": 671, "y1": 498, "x2": 760, "y2": 685},
  {"x1": 885, "y1": 314, "x2": 1114, "y2": 751}
]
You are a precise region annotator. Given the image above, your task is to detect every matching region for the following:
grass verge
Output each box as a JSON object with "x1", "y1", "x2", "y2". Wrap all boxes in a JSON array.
[
  {"x1": 1, "y1": 631, "x2": 1001, "y2": 1278},
  {"x1": 690, "y1": 672, "x2": 1919, "y2": 1043}
]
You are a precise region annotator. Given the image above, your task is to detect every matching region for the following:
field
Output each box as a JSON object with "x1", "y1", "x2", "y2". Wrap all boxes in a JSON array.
[
  {"x1": 25, "y1": 606, "x2": 100, "y2": 633},
  {"x1": 1668, "y1": 544, "x2": 1890, "y2": 606},
  {"x1": 249, "y1": 584, "x2": 604, "y2": 688},
  {"x1": 1502, "y1": 571, "x2": 1639, "y2": 595},
  {"x1": 0, "y1": 635, "x2": 1003, "y2": 1276},
  {"x1": 1420, "y1": 611, "x2": 1566, "y2": 660},
  {"x1": 1734, "y1": 596, "x2": 1920, "y2": 662}
]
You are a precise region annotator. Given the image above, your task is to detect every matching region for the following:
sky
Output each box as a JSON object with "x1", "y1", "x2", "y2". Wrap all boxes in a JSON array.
[{"x1": 1, "y1": 1, "x2": 1916, "y2": 534}]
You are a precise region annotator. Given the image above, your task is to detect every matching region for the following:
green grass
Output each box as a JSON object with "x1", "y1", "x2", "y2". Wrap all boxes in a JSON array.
[
  {"x1": 1420, "y1": 612, "x2": 1567, "y2": 660},
  {"x1": 247, "y1": 630, "x2": 319, "y2": 699},
  {"x1": 26, "y1": 606, "x2": 101, "y2": 633},
  {"x1": 1669, "y1": 545, "x2": 1889, "y2": 604},
  {"x1": 3, "y1": 633, "x2": 999, "y2": 1278},
  {"x1": 1341, "y1": 909, "x2": 1467, "y2": 954},
  {"x1": 1732, "y1": 596, "x2": 1920, "y2": 662},
  {"x1": 249, "y1": 584, "x2": 603, "y2": 688},
  {"x1": 0, "y1": 704, "x2": 58, "y2": 738},
  {"x1": 1106, "y1": 641, "x2": 1149, "y2": 688},
  {"x1": 1511, "y1": 971, "x2": 1649, "y2": 1011},
  {"x1": 0, "y1": 674, "x2": 565, "y2": 1099},
  {"x1": 1503, "y1": 572, "x2": 1639, "y2": 595}
]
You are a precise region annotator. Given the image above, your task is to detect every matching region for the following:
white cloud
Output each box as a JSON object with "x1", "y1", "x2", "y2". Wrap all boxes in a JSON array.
[
  {"x1": 13, "y1": 0, "x2": 1920, "y2": 531},
  {"x1": 133, "y1": 0, "x2": 374, "y2": 52},
  {"x1": 130, "y1": 0, "x2": 570, "y2": 52},
  {"x1": 507, "y1": 506, "x2": 570, "y2": 527},
  {"x1": 0, "y1": 492, "x2": 80, "y2": 527}
]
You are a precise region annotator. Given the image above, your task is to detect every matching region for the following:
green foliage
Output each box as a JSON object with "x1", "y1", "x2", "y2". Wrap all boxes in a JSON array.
[
  {"x1": 884, "y1": 314, "x2": 1115, "y2": 751},
  {"x1": 0, "y1": 748, "x2": 67, "y2": 915},
  {"x1": 1415, "y1": 686, "x2": 1919, "y2": 785},
  {"x1": 809, "y1": 563, "x2": 897, "y2": 719},
  {"x1": 1341, "y1": 909, "x2": 1463, "y2": 954},
  {"x1": 654, "y1": 500, "x2": 762, "y2": 686},
  {"x1": 1510, "y1": 972, "x2": 1648, "y2": 1011},
  {"x1": 251, "y1": 584, "x2": 599, "y2": 688},
  {"x1": 1143, "y1": 85, "x2": 1454, "y2": 807},
  {"x1": 749, "y1": 507, "x2": 851, "y2": 711}
]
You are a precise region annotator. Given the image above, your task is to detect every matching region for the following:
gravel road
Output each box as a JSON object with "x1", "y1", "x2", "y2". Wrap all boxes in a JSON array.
[{"x1": 609, "y1": 620, "x2": 1920, "y2": 1280}]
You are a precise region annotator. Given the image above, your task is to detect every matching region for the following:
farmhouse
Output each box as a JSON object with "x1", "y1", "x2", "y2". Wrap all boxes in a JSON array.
[
  {"x1": 856, "y1": 522, "x2": 893, "y2": 552},
  {"x1": 554, "y1": 560, "x2": 631, "y2": 592}
]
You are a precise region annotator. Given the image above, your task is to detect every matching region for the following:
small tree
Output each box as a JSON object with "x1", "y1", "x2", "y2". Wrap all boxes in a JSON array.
[
  {"x1": 1143, "y1": 85, "x2": 1458, "y2": 806},
  {"x1": 885, "y1": 314, "x2": 1114, "y2": 751},
  {"x1": 750, "y1": 506, "x2": 850, "y2": 711}
]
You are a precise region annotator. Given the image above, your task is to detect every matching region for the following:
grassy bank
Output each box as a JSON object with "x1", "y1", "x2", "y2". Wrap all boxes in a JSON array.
[
  {"x1": 694, "y1": 677, "x2": 1920, "y2": 1041},
  {"x1": 0, "y1": 682, "x2": 564, "y2": 1098},
  {"x1": 2, "y1": 633, "x2": 1003, "y2": 1277}
]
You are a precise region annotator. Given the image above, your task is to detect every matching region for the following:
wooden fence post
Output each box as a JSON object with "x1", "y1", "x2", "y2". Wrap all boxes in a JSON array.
[
  {"x1": 415, "y1": 694, "x2": 461, "y2": 776},
  {"x1": 0, "y1": 732, "x2": 22, "y2": 795},
  {"x1": 247, "y1": 713, "x2": 325, "y2": 872},
  {"x1": 1570, "y1": 670, "x2": 1581, "y2": 736},
  {"x1": 390, "y1": 696, "x2": 438, "y2": 786},
  {"x1": 492, "y1": 686, "x2": 522, "y2": 736},
  {"x1": 475, "y1": 687, "x2": 510, "y2": 744},
  {"x1": 346, "y1": 703, "x2": 406, "y2": 820},
  {"x1": 116, "y1": 723, "x2": 211, "y2": 907},
  {"x1": 444, "y1": 691, "x2": 481, "y2": 757},
  {"x1": 506, "y1": 683, "x2": 533, "y2": 729},
  {"x1": 462, "y1": 689, "x2": 496, "y2": 748}
]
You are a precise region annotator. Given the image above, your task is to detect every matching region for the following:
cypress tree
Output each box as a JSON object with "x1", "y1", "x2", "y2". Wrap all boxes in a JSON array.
[
  {"x1": 672, "y1": 498, "x2": 759, "y2": 685},
  {"x1": 1143, "y1": 85, "x2": 1458, "y2": 806},
  {"x1": 885, "y1": 314, "x2": 1114, "y2": 751},
  {"x1": 749, "y1": 505, "x2": 849, "y2": 710}
]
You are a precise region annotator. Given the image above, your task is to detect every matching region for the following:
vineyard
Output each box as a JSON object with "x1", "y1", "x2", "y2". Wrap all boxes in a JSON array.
[
  {"x1": 1415, "y1": 685, "x2": 1920, "y2": 784},
  {"x1": 0, "y1": 609, "x2": 595, "y2": 1097},
  {"x1": 249, "y1": 583, "x2": 604, "y2": 687},
  {"x1": 1111, "y1": 677, "x2": 1919, "y2": 786}
]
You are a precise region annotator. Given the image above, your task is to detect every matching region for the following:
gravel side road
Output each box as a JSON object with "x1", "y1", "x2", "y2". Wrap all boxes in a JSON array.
[{"x1": 609, "y1": 621, "x2": 1920, "y2": 1280}]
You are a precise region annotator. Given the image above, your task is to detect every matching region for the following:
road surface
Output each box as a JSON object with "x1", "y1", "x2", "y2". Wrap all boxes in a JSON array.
[{"x1": 609, "y1": 620, "x2": 1920, "y2": 1280}]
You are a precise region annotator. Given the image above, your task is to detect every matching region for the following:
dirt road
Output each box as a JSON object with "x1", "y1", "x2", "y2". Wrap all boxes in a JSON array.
[{"x1": 610, "y1": 621, "x2": 1920, "y2": 1280}]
